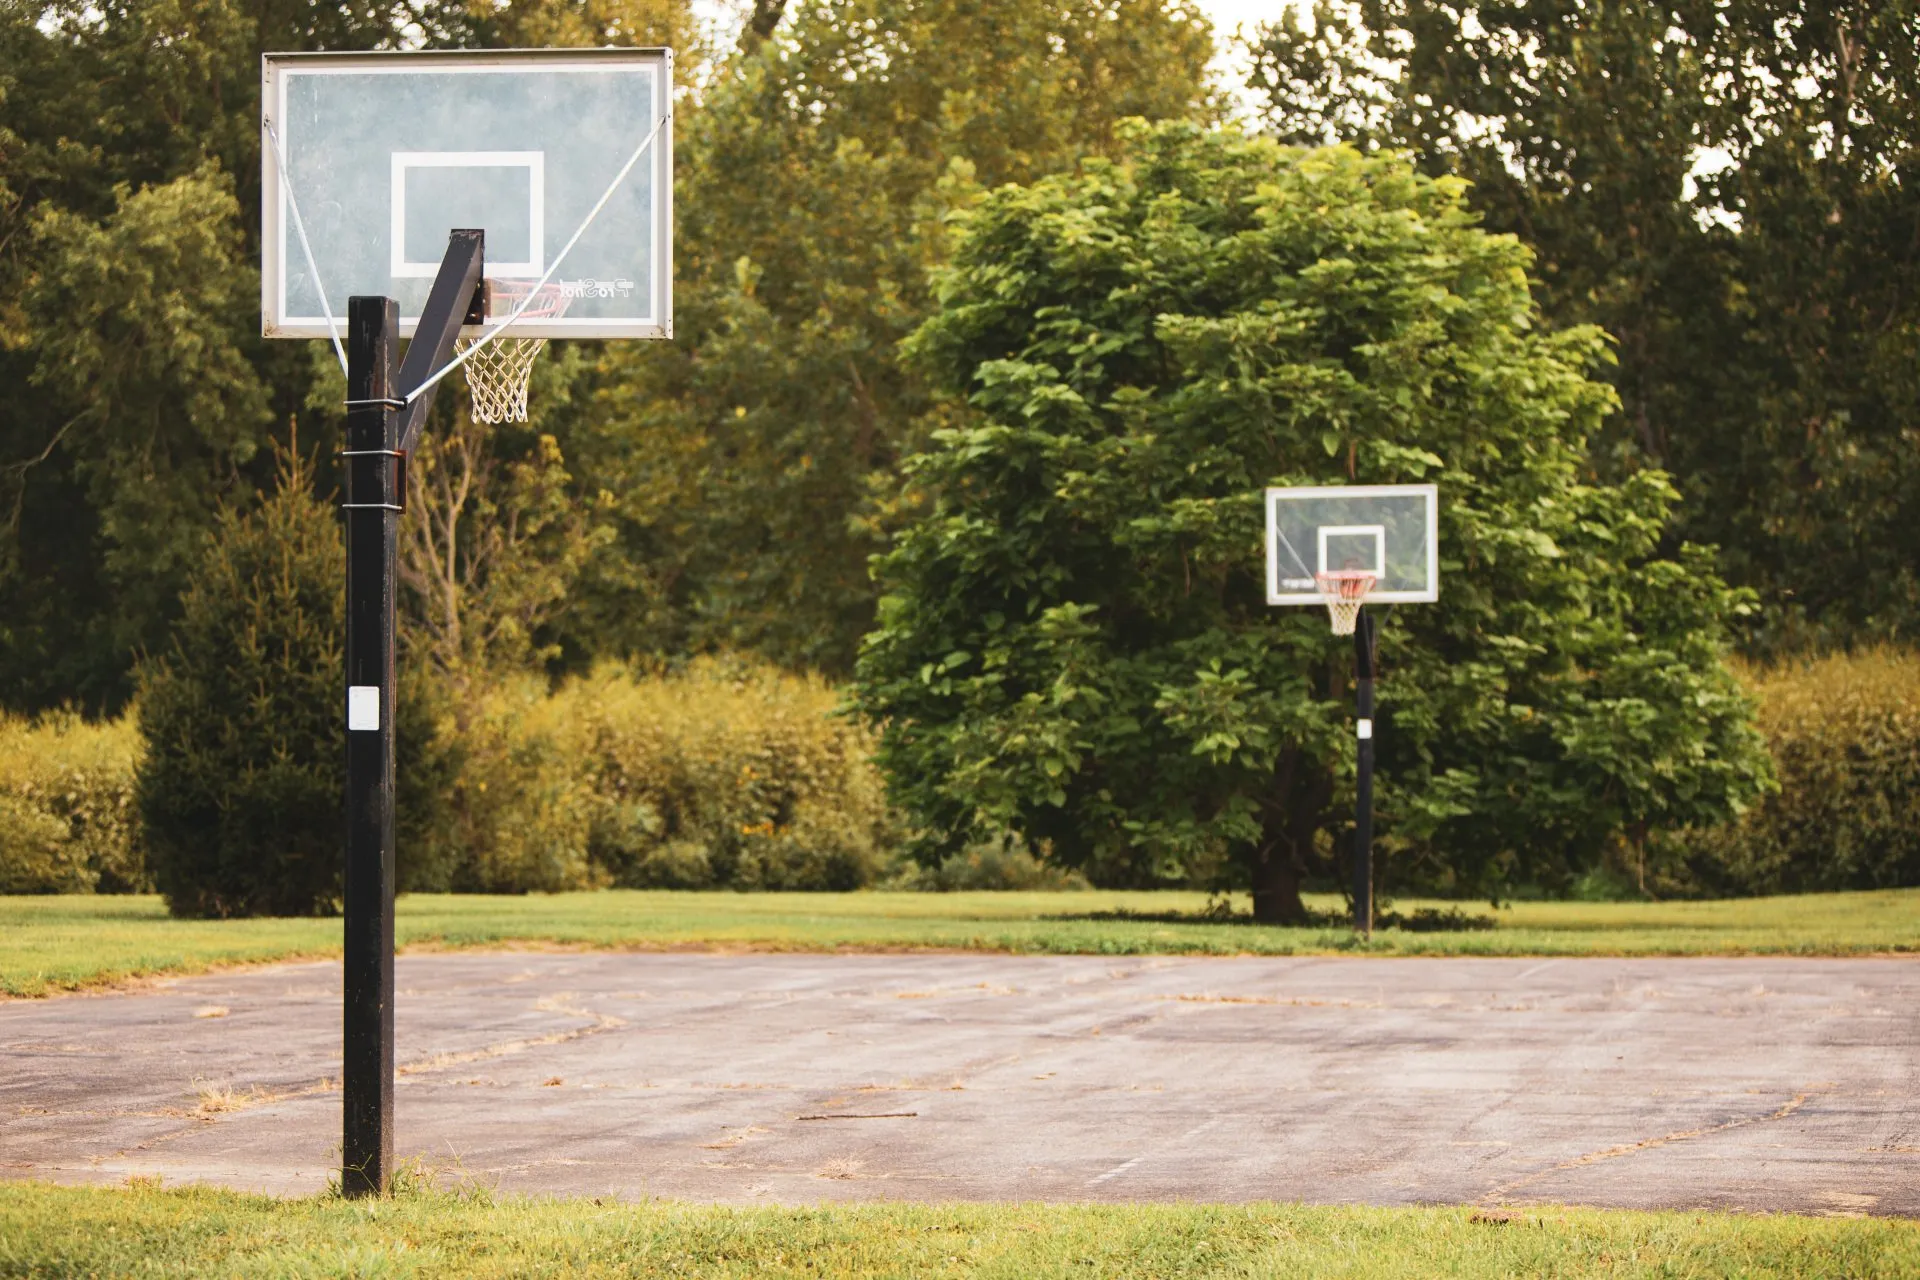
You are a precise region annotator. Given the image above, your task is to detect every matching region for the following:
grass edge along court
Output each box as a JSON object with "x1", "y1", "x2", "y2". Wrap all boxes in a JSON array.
[
  {"x1": 0, "y1": 1181, "x2": 1913, "y2": 1279},
  {"x1": 2, "y1": 887, "x2": 1915, "y2": 999}
]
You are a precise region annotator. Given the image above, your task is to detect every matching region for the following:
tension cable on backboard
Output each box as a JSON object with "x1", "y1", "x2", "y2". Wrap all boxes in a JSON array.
[{"x1": 262, "y1": 116, "x2": 348, "y2": 378}]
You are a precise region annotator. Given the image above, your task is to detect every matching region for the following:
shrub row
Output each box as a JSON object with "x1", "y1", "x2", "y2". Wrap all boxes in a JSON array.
[
  {"x1": 80, "y1": 449, "x2": 953, "y2": 912},
  {"x1": 21, "y1": 647, "x2": 1919, "y2": 905},
  {"x1": 0, "y1": 711, "x2": 146, "y2": 894},
  {"x1": 1655, "y1": 647, "x2": 1920, "y2": 895},
  {"x1": 112, "y1": 651, "x2": 902, "y2": 909}
]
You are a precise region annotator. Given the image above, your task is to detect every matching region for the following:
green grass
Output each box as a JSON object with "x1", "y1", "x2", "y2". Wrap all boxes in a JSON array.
[
  {"x1": 0, "y1": 1182, "x2": 1911, "y2": 1279},
  {"x1": 2, "y1": 887, "x2": 1915, "y2": 998}
]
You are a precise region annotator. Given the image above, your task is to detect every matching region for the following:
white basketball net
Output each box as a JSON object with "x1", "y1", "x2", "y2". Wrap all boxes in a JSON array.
[
  {"x1": 458, "y1": 282, "x2": 569, "y2": 424},
  {"x1": 1316, "y1": 570, "x2": 1378, "y2": 636}
]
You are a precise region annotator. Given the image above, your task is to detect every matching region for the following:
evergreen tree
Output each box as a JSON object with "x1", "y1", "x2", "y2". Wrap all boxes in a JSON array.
[{"x1": 138, "y1": 446, "x2": 455, "y2": 917}]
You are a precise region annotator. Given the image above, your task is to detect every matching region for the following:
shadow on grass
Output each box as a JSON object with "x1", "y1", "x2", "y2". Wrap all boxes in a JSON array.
[{"x1": 1047, "y1": 904, "x2": 1498, "y2": 933}]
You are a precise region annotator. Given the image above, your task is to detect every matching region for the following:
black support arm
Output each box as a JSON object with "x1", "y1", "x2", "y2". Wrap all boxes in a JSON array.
[{"x1": 396, "y1": 228, "x2": 485, "y2": 454}]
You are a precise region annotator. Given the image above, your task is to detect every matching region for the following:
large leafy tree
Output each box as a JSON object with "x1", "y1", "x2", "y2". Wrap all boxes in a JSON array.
[
  {"x1": 0, "y1": 0, "x2": 393, "y2": 712},
  {"x1": 568, "y1": 0, "x2": 1218, "y2": 673},
  {"x1": 0, "y1": 0, "x2": 273, "y2": 710},
  {"x1": 1247, "y1": 1, "x2": 1920, "y2": 649},
  {"x1": 854, "y1": 124, "x2": 1771, "y2": 920},
  {"x1": 16, "y1": 165, "x2": 273, "y2": 703}
]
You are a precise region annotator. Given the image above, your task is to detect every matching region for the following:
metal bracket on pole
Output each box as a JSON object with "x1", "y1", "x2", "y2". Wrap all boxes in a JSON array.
[
  {"x1": 396, "y1": 228, "x2": 485, "y2": 454},
  {"x1": 338, "y1": 449, "x2": 408, "y2": 513}
]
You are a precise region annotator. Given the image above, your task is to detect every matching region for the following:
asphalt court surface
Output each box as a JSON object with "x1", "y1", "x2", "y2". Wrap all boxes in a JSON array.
[{"x1": 3, "y1": 952, "x2": 1915, "y2": 1214}]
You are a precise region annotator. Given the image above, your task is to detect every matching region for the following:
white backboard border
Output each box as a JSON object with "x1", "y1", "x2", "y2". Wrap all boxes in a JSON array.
[
  {"x1": 262, "y1": 47, "x2": 673, "y2": 341},
  {"x1": 1266, "y1": 484, "x2": 1440, "y2": 606}
]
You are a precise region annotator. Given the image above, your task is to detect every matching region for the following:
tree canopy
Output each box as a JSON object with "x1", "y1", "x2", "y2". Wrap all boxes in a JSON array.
[
  {"x1": 0, "y1": 0, "x2": 1881, "y2": 904},
  {"x1": 1248, "y1": 0, "x2": 1920, "y2": 650},
  {"x1": 854, "y1": 123, "x2": 1772, "y2": 918},
  {"x1": 569, "y1": 0, "x2": 1218, "y2": 673},
  {"x1": 2, "y1": 0, "x2": 1910, "y2": 715},
  {"x1": 0, "y1": 0, "x2": 1214, "y2": 709}
]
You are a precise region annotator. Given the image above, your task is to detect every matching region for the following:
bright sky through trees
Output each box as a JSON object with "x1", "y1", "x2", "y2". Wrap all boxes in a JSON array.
[{"x1": 691, "y1": 0, "x2": 1289, "y2": 107}]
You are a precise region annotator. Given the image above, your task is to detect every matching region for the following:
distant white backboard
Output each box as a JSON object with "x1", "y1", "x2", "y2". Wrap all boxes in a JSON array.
[
  {"x1": 1266, "y1": 484, "x2": 1439, "y2": 606},
  {"x1": 261, "y1": 48, "x2": 672, "y2": 340}
]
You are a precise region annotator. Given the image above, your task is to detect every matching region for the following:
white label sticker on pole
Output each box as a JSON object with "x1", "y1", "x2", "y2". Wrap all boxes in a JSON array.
[
  {"x1": 1357, "y1": 718, "x2": 1373, "y2": 740},
  {"x1": 347, "y1": 685, "x2": 381, "y2": 732}
]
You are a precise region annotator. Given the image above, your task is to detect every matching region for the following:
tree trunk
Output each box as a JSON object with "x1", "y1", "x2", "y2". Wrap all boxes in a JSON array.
[
  {"x1": 1249, "y1": 746, "x2": 1332, "y2": 924},
  {"x1": 1251, "y1": 852, "x2": 1306, "y2": 924},
  {"x1": 743, "y1": 0, "x2": 787, "y2": 48}
]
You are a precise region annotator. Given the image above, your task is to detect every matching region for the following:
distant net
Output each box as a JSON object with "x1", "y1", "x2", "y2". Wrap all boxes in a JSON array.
[
  {"x1": 1316, "y1": 570, "x2": 1377, "y2": 636},
  {"x1": 458, "y1": 281, "x2": 570, "y2": 423}
]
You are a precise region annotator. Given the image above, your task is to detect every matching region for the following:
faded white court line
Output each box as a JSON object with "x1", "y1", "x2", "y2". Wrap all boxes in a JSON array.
[{"x1": 1088, "y1": 1116, "x2": 1222, "y2": 1187}]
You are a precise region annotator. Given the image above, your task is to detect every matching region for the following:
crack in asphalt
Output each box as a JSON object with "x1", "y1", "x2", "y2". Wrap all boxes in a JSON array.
[
  {"x1": 395, "y1": 995, "x2": 628, "y2": 1079},
  {"x1": 81, "y1": 994, "x2": 627, "y2": 1167},
  {"x1": 1481, "y1": 1090, "x2": 1820, "y2": 1202}
]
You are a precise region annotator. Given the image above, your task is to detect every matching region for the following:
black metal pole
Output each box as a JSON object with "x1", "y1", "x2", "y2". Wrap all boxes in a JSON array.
[
  {"x1": 336, "y1": 236, "x2": 484, "y2": 1200},
  {"x1": 1352, "y1": 608, "x2": 1376, "y2": 936},
  {"x1": 342, "y1": 295, "x2": 399, "y2": 1198}
]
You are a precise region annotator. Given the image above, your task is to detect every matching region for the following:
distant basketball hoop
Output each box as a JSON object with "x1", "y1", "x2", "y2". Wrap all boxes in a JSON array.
[{"x1": 1265, "y1": 483, "x2": 1440, "y2": 939}]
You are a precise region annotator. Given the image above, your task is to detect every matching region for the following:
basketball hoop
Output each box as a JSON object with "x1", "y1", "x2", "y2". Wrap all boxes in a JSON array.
[
  {"x1": 1315, "y1": 570, "x2": 1377, "y2": 636},
  {"x1": 458, "y1": 281, "x2": 571, "y2": 423}
]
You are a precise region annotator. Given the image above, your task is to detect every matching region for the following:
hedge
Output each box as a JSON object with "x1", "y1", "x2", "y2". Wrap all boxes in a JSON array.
[
  {"x1": 0, "y1": 710, "x2": 146, "y2": 894},
  {"x1": 1656, "y1": 648, "x2": 1920, "y2": 894},
  {"x1": 416, "y1": 658, "x2": 900, "y2": 893},
  {"x1": 26, "y1": 648, "x2": 1915, "y2": 901}
]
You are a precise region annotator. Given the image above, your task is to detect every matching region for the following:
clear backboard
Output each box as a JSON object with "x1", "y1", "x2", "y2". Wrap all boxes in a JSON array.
[
  {"x1": 261, "y1": 48, "x2": 671, "y2": 340},
  {"x1": 1266, "y1": 484, "x2": 1439, "y2": 607}
]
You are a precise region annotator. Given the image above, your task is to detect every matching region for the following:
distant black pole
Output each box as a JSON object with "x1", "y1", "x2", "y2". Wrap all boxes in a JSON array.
[
  {"x1": 1352, "y1": 609, "x2": 1376, "y2": 936},
  {"x1": 342, "y1": 295, "x2": 400, "y2": 1197}
]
